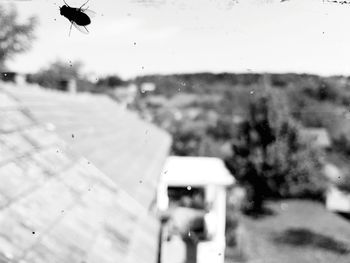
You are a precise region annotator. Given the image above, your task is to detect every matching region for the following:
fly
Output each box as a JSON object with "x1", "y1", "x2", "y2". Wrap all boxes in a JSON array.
[{"x1": 59, "y1": 0, "x2": 95, "y2": 35}]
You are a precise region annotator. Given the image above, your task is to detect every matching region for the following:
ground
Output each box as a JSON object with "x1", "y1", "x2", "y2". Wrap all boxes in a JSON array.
[{"x1": 225, "y1": 200, "x2": 350, "y2": 263}]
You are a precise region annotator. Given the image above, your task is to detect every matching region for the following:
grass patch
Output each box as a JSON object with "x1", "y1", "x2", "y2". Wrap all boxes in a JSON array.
[{"x1": 225, "y1": 200, "x2": 350, "y2": 263}]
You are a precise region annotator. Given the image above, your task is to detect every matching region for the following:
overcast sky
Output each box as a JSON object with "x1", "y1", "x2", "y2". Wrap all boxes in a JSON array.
[{"x1": 3, "y1": 0, "x2": 350, "y2": 79}]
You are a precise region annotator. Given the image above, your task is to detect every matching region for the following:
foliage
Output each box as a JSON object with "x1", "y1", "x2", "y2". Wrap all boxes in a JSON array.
[
  {"x1": 28, "y1": 60, "x2": 95, "y2": 92},
  {"x1": 133, "y1": 73, "x2": 263, "y2": 98},
  {"x1": 171, "y1": 121, "x2": 207, "y2": 156},
  {"x1": 172, "y1": 125, "x2": 203, "y2": 156},
  {"x1": 206, "y1": 117, "x2": 236, "y2": 140},
  {"x1": 0, "y1": 5, "x2": 37, "y2": 70},
  {"x1": 96, "y1": 75, "x2": 125, "y2": 88},
  {"x1": 225, "y1": 89, "x2": 326, "y2": 211},
  {"x1": 333, "y1": 133, "x2": 350, "y2": 157},
  {"x1": 134, "y1": 72, "x2": 349, "y2": 203}
]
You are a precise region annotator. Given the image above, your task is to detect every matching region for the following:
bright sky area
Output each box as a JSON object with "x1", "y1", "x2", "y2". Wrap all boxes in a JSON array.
[{"x1": 3, "y1": 0, "x2": 350, "y2": 79}]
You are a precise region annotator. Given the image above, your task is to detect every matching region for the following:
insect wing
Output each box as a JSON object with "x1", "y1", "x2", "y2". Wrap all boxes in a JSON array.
[
  {"x1": 72, "y1": 22, "x2": 89, "y2": 34},
  {"x1": 82, "y1": 9, "x2": 96, "y2": 19}
]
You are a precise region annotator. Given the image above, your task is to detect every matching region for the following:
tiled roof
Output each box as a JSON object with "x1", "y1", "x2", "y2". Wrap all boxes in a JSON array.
[
  {"x1": 0, "y1": 83, "x2": 169, "y2": 263},
  {"x1": 4, "y1": 83, "x2": 172, "y2": 209}
]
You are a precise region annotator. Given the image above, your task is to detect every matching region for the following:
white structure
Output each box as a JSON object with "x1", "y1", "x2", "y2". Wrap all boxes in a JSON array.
[
  {"x1": 140, "y1": 82, "x2": 156, "y2": 93},
  {"x1": 158, "y1": 156, "x2": 235, "y2": 263},
  {"x1": 326, "y1": 186, "x2": 350, "y2": 213}
]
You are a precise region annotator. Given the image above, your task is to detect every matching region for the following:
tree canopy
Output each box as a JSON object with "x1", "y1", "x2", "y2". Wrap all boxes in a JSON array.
[
  {"x1": 0, "y1": 4, "x2": 37, "y2": 70},
  {"x1": 225, "y1": 89, "x2": 327, "y2": 211},
  {"x1": 27, "y1": 60, "x2": 97, "y2": 92}
]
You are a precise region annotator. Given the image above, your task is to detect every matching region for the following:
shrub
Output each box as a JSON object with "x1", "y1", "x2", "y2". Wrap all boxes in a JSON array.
[{"x1": 225, "y1": 89, "x2": 327, "y2": 211}]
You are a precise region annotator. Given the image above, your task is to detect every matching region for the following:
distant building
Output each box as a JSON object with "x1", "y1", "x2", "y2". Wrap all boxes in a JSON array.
[
  {"x1": 140, "y1": 82, "x2": 156, "y2": 93},
  {"x1": 326, "y1": 186, "x2": 350, "y2": 213},
  {"x1": 158, "y1": 156, "x2": 235, "y2": 263},
  {"x1": 0, "y1": 81, "x2": 172, "y2": 263},
  {"x1": 55, "y1": 78, "x2": 78, "y2": 93},
  {"x1": 323, "y1": 163, "x2": 350, "y2": 214},
  {"x1": 1, "y1": 72, "x2": 27, "y2": 85},
  {"x1": 299, "y1": 128, "x2": 332, "y2": 149},
  {"x1": 0, "y1": 71, "x2": 17, "y2": 82}
]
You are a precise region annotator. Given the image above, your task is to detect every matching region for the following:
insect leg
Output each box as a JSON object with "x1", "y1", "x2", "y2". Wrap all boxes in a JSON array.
[
  {"x1": 69, "y1": 22, "x2": 73, "y2": 36},
  {"x1": 84, "y1": 26, "x2": 89, "y2": 33},
  {"x1": 63, "y1": 0, "x2": 70, "y2": 7},
  {"x1": 79, "y1": 0, "x2": 89, "y2": 10}
]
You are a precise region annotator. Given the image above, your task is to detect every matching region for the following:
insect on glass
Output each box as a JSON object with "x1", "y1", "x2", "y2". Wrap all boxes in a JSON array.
[{"x1": 59, "y1": 0, "x2": 95, "y2": 35}]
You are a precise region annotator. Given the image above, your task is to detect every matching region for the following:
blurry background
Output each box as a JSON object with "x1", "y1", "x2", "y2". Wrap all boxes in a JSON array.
[{"x1": 2, "y1": 0, "x2": 350, "y2": 263}]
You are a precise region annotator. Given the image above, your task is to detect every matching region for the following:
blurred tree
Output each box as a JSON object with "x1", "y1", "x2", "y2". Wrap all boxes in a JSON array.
[
  {"x1": 0, "y1": 5, "x2": 37, "y2": 70},
  {"x1": 172, "y1": 123, "x2": 204, "y2": 156},
  {"x1": 207, "y1": 117, "x2": 236, "y2": 140},
  {"x1": 96, "y1": 75, "x2": 124, "y2": 88},
  {"x1": 28, "y1": 60, "x2": 95, "y2": 92},
  {"x1": 225, "y1": 89, "x2": 326, "y2": 212},
  {"x1": 37, "y1": 60, "x2": 82, "y2": 80},
  {"x1": 334, "y1": 133, "x2": 350, "y2": 156}
]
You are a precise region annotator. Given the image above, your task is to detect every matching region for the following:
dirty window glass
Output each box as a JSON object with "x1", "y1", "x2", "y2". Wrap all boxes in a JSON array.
[{"x1": 1, "y1": 0, "x2": 350, "y2": 263}]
